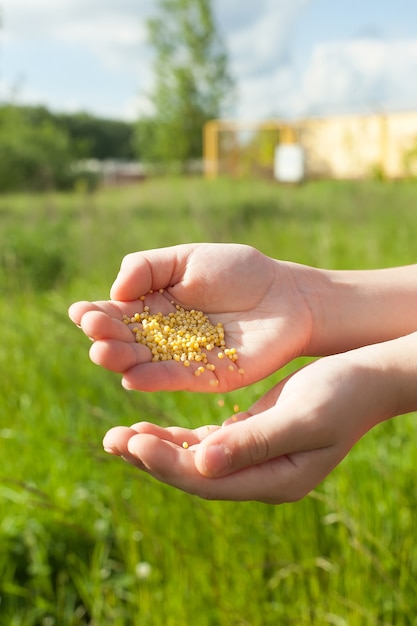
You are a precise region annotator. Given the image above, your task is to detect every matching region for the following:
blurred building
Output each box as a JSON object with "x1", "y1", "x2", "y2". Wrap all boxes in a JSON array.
[{"x1": 204, "y1": 111, "x2": 417, "y2": 180}]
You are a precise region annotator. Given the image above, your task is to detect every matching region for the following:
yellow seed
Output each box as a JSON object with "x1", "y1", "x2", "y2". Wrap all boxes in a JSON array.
[
  {"x1": 123, "y1": 305, "x2": 238, "y2": 371},
  {"x1": 233, "y1": 404, "x2": 239, "y2": 412},
  {"x1": 182, "y1": 441, "x2": 189, "y2": 449},
  {"x1": 238, "y1": 368, "x2": 245, "y2": 374}
]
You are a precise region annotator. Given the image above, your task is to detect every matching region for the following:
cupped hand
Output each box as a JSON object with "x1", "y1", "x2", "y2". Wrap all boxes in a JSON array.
[
  {"x1": 102, "y1": 345, "x2": 395, "y2": 503},
  {"x1": 69, "y1": 243, "x2": 314, "y2": 392}
]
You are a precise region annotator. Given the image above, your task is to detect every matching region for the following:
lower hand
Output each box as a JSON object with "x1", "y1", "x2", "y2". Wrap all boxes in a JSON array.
[{"x1": 102, "y1": 343, "x2": 396, "y2": 503}]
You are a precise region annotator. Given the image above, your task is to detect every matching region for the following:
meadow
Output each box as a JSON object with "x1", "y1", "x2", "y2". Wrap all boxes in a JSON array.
[{"x1": 1, "y1": 176, "x2": 417, "y2": 625}]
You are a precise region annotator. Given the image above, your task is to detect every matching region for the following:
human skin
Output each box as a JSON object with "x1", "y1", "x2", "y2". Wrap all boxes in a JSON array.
[
  {"x1": 100, "y1": 332, "x2": 417, "y2": 503},
  {"x1": 68, "y1": 243, "x2": 417, "y2": 392},
  {"x1": 68, "y1": 243, "x2": 417, "y2": 503}
]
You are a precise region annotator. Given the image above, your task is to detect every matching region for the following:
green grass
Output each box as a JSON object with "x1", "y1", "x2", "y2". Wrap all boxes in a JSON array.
[{"x1": 2, "y1": 177, "x2": 417, "y2": 625}]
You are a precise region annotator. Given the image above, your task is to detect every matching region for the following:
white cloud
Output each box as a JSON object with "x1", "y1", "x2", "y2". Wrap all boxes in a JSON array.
[
  {"x1": 227, "y1": 36, "x2": 417, "y2": 121},
  {"x1": 3, "y1": 0, "x2": 151, "y2": 72},
  {"x1": 300, "y1": 39, "x2": 417, "y2": 116},
  {"x1": 57, "y1": 16, "x2": 148, "y2": 73},
  {"x1": 225, "y1": 0, "x2": 312, "y2": 79},
  {"x1": 3, "y1": 0, "x2": 417, "y2": 124}
]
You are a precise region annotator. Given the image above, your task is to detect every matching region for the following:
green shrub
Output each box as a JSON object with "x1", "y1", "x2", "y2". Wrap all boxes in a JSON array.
[{"x1": 0, "y1": 106, "x2": 74, "y2": 192}]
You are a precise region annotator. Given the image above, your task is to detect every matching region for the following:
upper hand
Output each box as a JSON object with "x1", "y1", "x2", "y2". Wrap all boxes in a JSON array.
[{"x1": 69, "y1": 243, "x2": 313, "y2": 392}]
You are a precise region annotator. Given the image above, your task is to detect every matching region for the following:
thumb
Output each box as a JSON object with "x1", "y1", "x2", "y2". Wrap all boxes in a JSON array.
[
  {"x1": 110, "y1": 245, "x2": 193, "y2": 301},
  {"x1": 194, "y1": 404, "x2": 315, "y2": 478}
]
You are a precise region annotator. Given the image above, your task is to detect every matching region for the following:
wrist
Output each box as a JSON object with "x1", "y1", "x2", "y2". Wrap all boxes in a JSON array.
[
  {"x1": 342, "y1": 332, "x2": 417, "y2": 425},
  {"x1": 298, "y1": 265, "x2": 417, "y2": 356},
  {"x1": 380, "y1": 331, "x2": 417, "y2": 417}
]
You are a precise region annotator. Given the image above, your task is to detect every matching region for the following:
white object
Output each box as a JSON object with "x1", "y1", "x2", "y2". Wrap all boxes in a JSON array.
[{"x1": 274, "y1": 144, "x2": 305, "y2": 183}]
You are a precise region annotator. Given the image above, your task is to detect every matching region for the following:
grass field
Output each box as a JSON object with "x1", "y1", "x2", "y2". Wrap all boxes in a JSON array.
[{"x1": 1, "y1": 176, "x2": 417, "y2": 625}]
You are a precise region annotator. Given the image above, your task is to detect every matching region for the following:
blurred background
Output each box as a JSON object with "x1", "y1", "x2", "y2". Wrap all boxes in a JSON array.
[
  {"x1": 2, "y1": 2, "x2": 417, "y2": 625},
  {"x1": 2, "y1": 0, "x2": 417, "y2": 188}
]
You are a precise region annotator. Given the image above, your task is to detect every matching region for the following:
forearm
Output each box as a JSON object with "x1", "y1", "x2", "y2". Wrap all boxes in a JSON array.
[
  {"x1": 337, "y1": 330, "x2": 417, "y2": 430},
  {"x1": 373, "y1": 330, "x2": 417, "y2": 418},
  {"x1": 296, "y1": 263, "x2": 417, "y2": 356}
]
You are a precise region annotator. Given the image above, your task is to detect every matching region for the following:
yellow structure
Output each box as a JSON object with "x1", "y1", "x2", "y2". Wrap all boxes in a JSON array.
[
  {"x1": 204, "y1": 111, "x2": 417, "y2": 180},
  {"x1": 203, "y1": 119, "x2": 296, "y2": 179}
]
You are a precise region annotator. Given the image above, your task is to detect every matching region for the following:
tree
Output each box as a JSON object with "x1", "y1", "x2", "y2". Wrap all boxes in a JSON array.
[
  {"x1": 0, "y1": 105, "x2": 138, "y2": 191},
  {"x1": 0, "y1": 105, "x2": 74, "y2": 191},
  {"x1": 137, "y1": 0, "x2": 235, "y2": 167},
  {"x1": 57, "y1": 112, "x2": 136, "y2": 161}
]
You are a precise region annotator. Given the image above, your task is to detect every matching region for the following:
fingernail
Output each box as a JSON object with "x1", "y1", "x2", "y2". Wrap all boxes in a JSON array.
[
  {"x1": 202, "y1": 444, "x2": 232, "y2": 477},
  {"x1": 103, "y1": 445, "x2": 119, "y2": 455}
]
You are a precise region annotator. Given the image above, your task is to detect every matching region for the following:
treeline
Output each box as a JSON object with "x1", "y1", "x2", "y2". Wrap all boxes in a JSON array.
[
  {"x1": 0, "y1": 104, "x2": 137, "y2": 192},
  {"x1": 0, "y1": 0, "x2": 234, "y2": 192}
]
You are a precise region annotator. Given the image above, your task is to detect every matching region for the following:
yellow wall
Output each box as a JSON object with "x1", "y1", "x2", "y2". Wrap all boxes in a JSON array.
[{"x1": 298, "y1": 111, "x2": 417, "y2": 179}]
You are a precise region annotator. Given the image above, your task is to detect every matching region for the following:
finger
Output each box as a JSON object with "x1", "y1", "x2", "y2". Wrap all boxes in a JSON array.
[
  {"x1": 103, "y1": 426, "x2": 148, "y2": 469},
  {"x1": 129, "y1": 421, "x2": 221, "y2": 444},
  {"x1": 194, "y1": 399, "x2": 332, "y2": 478},
  {"x1": 87, "y1": 337, "x2": 243, "y2": 391},
  {"x1": 68, "y1": 300, "x2": 143, "y2": 326},
  {"x1": 69, "y1": 300, "x2": 128, "y2": 326},
  {"x1": 121, "y1": 356, "x2": 245, "y2": 392},
  {"x1": 103, "y1": 423, "x2": 221, "y2": 462},
  {"x1": 80, "y1": 310, "x2": 136, "y2": 343},
  {"x1": 110, "y1": 244, "x2": 194, "y2": 301},
  {"x1": 121, "y1": 432, "x2": 338, "y2": 503},
  {"x1": 89, "y1": 339, "x2": 150, "y2": 373},
  {"x1": 124, "y1": 432, "x2": 266, "y2": 500},
  {"x1": 121, "y1": 360, "x2": 222, "y2": 392}
]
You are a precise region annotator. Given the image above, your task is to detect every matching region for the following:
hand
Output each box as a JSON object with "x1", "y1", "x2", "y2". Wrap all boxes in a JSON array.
[
  {"x1": 69, "y1": 243, "x2": 315, "y2": 392},
  {"x1": 101, "y1": 342, "x2": 398, "y2": 503}
]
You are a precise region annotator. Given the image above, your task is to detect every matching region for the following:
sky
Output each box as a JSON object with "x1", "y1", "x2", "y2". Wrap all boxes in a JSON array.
[{"x1": 2, "y1": 0, "x2": 417, "y2": 122}]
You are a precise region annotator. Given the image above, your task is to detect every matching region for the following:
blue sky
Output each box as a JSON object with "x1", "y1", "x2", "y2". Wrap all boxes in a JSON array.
[{"x1": 2, "y1": 0, "x2": 417, "y2": 121}]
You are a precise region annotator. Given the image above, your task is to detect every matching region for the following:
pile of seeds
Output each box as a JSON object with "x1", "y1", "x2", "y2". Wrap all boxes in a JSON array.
[{"x1": 123, "y1": 298, "x2": 243, "y2": 379}]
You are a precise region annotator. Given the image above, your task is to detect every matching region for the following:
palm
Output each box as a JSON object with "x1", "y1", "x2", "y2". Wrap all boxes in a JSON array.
[{"x1": 69, "y1": 243, "x2": 312, "y2": 392}]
